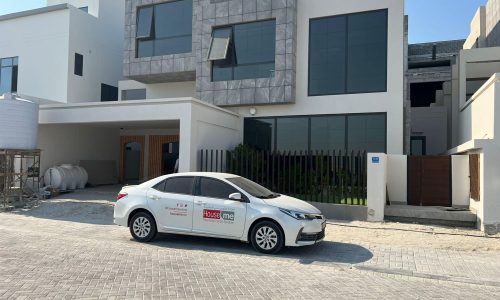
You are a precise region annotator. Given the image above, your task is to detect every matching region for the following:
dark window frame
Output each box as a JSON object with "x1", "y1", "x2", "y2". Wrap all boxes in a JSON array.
[
  {"x1": 211, "y1": 19, "x2": 276, "y2": 82},
  {"x1": 410, "y1": 136, "x2": 427, "y2": 156},
  {"x1": 0, "y1": 56, "x2": 19, "y2": 94},
  {"x1": 74, "y1": 53, "x2": 83, "y2": 76},
  {"x1": 100, "y1": 83, "x2": 118, "y2": 102},
  {"x1": 153, "y1": 176, "x2": 196, "y2": 195},
  {"x1": 244, "y1": 112, "x2": 388, "y2": 153},
  {"x1": 308, "y1": 9, "x2": 388, "y2": 96},
  {"x1": 135, "y1": 0, "x2": 193, "y2": 58}
]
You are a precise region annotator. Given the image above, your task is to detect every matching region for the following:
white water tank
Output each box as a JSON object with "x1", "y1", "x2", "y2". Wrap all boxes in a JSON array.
[
  {"x1": 44, "y1": 165, "x2": 88, "y2": 190},
  {"x1": 0, "y1": 94, "x2": 39, "y2": 150}
]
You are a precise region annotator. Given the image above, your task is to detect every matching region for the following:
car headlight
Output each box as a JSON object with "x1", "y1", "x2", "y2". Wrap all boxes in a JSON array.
[{"x1": 279, "y1": 208, "x2": 313, "y2": 220}]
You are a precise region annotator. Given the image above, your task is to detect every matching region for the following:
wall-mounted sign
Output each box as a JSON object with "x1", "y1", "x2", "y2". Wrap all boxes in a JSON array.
[{"x1": 372, "y1": 157, "x2": 380, "y2": 164}]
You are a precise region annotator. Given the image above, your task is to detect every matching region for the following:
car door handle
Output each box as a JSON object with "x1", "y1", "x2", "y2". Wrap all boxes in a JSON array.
[
  {"x1": 194, "y1": 200, "x2": 205, "y2": 206},
  {"x1": 148, "y1": 195, "x2": 160, "y2": 201}
]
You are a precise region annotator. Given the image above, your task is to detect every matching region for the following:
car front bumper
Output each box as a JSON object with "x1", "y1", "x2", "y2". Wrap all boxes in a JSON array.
[{"x1": 283, "y1": 218, "x2": 326, "y2": 247}]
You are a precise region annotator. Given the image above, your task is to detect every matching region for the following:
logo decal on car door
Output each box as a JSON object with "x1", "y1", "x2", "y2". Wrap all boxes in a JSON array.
[{"x1": 203, "y1": 209, "x2": 235, "y2": 222}]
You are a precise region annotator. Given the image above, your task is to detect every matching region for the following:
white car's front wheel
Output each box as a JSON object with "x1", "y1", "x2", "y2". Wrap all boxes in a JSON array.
[
  {"x1": 130, "y1": 212, "x2": 157, "y2": 242},
  {"x1": 251, "y1": 221, "x2": 284, "y2": 254}
]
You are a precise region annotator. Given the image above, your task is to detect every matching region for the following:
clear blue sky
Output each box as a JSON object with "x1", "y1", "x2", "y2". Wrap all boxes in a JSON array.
[{"x1": 0, "y1": 0, "x2": 490, "y2": 44}]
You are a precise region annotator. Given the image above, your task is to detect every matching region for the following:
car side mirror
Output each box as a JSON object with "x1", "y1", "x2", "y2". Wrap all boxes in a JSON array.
[{"x1": 229, "y1": 193, "x2": 242, "y2": 201}]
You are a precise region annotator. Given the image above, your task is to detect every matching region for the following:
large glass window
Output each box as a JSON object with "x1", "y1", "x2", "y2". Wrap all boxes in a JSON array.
[
  {"x1": 243, "y1": 118, "x2": 275, "y2": 151},
  {"x1": 310, "y1": 116, "x2": 346, "y2": 152},
  {"x1": 211, "y1": 20, "x2": 276, "y2": 81},
  {"x1": 347, "y1": 114, "x2": 386, "y2": 153},
  {"x1": 101, "y1": 84, "x2": 118, "y2": 102},
  {"x1": 309, "y1": 10, "x2": 387, "y2": 96},
  {"x1": 122, "y1": 89, "x2": 147, "y2": 101},
  {"x1": 276, "y1": 117, "x2": 308, "y2": 152},
  {"x1": 0, "y1": 57, "x2": 18, "y2": 94},
  {"x1": 244, "y1": 114, "x2": 386, "y2": 153},
  {"x1": 136, "y1": 0, "x2": 193, "y2": 58}
]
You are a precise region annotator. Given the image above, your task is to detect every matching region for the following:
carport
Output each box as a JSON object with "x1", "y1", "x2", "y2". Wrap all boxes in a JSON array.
[{"x1": 38, "y1": 97, "x2": 242, "y2": 184}]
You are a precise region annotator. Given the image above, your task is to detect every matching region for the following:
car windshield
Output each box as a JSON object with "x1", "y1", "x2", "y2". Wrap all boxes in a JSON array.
[{"x1": 226, "y1": 176, "x2": 279, "y2": 199}]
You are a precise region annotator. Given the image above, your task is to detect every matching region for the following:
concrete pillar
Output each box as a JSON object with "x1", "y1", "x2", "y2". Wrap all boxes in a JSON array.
[{"x1": 367, "y1": 153, "x2": 388, "y2": 222}]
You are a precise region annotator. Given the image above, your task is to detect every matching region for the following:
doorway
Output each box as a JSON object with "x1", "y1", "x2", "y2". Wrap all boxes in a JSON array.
[
  {"x1": 148, "y1": 135, "x2": 180, "y2": 179},
  {"x1": 410, "y1": 136, "x2": 426, "y2": 156},
  {"x1": 120, "y1": 136, "x2": 145, "y2": 183}
]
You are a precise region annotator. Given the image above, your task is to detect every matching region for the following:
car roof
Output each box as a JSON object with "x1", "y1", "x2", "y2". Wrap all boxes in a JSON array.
[{"x1": 168, "y1": 172, "x2": 240, "y2": 180}]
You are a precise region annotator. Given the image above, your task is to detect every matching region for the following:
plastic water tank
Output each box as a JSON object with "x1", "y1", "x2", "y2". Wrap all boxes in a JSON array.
[
  {"x1": 0, "y1": 94, "x2": 39, "y2": 150},
  {"x1": 44, "y1": 165, "x2": 88, "y2": 190}
]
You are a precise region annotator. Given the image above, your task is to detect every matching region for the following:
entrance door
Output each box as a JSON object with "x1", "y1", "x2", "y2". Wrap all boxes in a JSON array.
[
  {"x1": 192, "y1": 177, "x2": 247, "y2": 238},
  {"x1": 148, "y1": 135, "x2": 180, "y2": 179},
  {"x1": 410, "y1": 136, "x2": 426, "y2": 156},
  {"x1": 120, "y1": 136, "x2": 145, "y2": 183},
  {"x1": 408, "y1": 156, "x2": 451, "y2": 206}
]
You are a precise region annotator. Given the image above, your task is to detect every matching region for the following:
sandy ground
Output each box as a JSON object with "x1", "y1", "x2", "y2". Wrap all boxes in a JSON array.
[{"x1": 327, "y1": 220, "x2": 500, "y2": 252}]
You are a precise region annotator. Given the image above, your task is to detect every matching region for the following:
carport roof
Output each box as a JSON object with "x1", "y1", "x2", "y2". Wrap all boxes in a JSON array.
[{"x1": 39, "y1": 97, "x2": 240, "y2": 125}]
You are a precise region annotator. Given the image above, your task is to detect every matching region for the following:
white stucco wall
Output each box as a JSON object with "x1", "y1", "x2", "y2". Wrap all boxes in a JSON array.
[
  {"x1": 118, "y1": 80, "x2": 196, "y2": 100},
  {"x1": 386, "y1": 155, "x2": 407, "y2": 204},
  {"x1": 37, "y1": 124, "x2": 120, "y2": 175},
  {"x1": 228, "y1": 0, "x2": 405, "y2": 154},
  {"x1": 0, "y1": 8, "x2": 70, "y2": 103},
  {"x1": 411, "y1": 107, "x2": 448, "y2": 155},
  {"x1": 451, "y1": 155, "x2": 470, "y2": 207}
]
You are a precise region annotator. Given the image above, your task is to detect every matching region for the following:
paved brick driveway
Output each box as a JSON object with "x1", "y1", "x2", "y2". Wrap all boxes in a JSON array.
[{"x1": 0, "y1": 187, "x2": 499, "y2": 299}]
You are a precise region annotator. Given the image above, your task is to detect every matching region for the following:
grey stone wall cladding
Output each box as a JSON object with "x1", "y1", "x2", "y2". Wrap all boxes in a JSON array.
[
  {"x1": 124, "y1": 0, "x2": 198, "y2": 83},
  {"x1": 124, "y1": 0, "x2": 297, "y2": 106}
]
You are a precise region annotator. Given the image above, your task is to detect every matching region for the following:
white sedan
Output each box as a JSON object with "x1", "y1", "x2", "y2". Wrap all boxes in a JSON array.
[{"x1": 113, "y1": 172, "x2": 326, "y2": 254}]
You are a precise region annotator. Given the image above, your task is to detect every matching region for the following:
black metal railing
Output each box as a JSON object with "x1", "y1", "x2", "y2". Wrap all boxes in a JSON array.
[{"x1": 199, "y1": 146, "x2": 367, "y2": 206}]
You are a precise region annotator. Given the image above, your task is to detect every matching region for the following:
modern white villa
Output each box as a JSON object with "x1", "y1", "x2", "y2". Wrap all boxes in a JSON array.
[
  {"x1": 0, "y1": 0, "x2": 404, "y2": 180},
  {"x1": 1, "y1": 0, "x2": 500, "y2": 233}
]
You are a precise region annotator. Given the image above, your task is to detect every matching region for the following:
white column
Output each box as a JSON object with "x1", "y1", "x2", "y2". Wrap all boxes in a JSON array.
[{"x1": 367, "y1": 153, "x2": 388, "y2": 222}]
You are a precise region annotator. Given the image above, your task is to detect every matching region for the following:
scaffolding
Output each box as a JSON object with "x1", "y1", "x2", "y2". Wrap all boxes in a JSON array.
[{"x1": 0, "y1": 149, "x2": 41, "y2": 210}]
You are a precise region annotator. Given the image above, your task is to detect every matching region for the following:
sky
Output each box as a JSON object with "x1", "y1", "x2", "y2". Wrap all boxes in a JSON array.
[{"x1": 0, "y1": 0, "x2": 490, "y2": 44}]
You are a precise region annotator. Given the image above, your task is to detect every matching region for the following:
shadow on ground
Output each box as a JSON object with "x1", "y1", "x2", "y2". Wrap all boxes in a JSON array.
[{"x1": 148, "y1": 233, "x2": 373, "y2": 265}]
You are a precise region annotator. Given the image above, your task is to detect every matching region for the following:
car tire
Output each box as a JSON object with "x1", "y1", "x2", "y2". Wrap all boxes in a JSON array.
[
  {"x1": 251, "y1": 221, "x2": 284, "y2": 254},
  {"x1": 129, "y1": 212, "x2": 157, "y2": 242}
]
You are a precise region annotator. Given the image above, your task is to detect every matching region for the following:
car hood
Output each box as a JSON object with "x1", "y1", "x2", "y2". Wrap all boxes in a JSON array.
[{"x1": 262, "y1": 194, "x2": 322, "y2": 214}]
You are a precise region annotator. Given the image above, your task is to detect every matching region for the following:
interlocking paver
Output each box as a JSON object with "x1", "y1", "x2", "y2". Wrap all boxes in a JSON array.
[{"x1": 0, "y1": 188, "x2": 499, "y2": 299}]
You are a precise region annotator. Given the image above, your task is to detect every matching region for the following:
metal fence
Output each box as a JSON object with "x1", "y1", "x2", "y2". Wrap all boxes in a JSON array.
[{"x1": 199, "y1": 147, "x2": 367, "y2": 206}]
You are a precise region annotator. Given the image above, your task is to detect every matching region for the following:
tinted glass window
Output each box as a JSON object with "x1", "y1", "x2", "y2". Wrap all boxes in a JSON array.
[
  {"x1": 74, "y1": 53, "x2": 83, "y2": 76},
  {"x1": 137, "y1": 6, "x2": 153, "y2": 38},
  {"x1": 199, "y1": 177, "x2": 238, "y2": 199},
  {"x1": 347, "y1": 114, "x2": 386, "y2": 153},
  {"x1": 212, "y1": 20, "x2": 276, "y2": 81},
  {"x1": 0, "y1": 56, "x2": 18, "y2": 94},
  {"x1": 244, "y1": 118, "x2": 275, "y2": 151},
  {"x1": 244, "y1": 114, "x2": 386, "y2": 153},
  {"x1": 311, "y1": 116, "x2": 346, "y2": 152},
  {"x1": 101, "y1": 84, "x2": 118, "y2": 102},
  {"x1": 227, "y1": 176, "x2": 273, "y2": 198},
  {"x1": 346, "y1": 10, "x2": 387, "y2": 93},
  {"x1": 136, "y1": 0, "x2": 192, "y2": 58},
  {"x1": 276, "y1": 117, "x2": 308, "y2": 152},
  {"x1": 122, "y1": 89, "x2": 147, "y2": 101},
  {"x1": 309, "y1": 16, "x2": 346, "y2": 96},
  {"x1": 309, "y1": 10, "x2": 387, "y2": 96},
  {"x1": 156, "y1": 177, "x2": 194, "y2": 195}
]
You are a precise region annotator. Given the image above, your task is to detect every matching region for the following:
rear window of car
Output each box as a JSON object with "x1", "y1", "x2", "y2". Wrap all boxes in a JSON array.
[
  {"x1": 153, "y1": 177, "x2": 194, "y2": 195},
  {"x1": 198, "y1": 177, "x2": 239, "y2": 199}
]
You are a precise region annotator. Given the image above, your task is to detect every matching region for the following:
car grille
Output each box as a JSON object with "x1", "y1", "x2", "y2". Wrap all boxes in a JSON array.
[{"x1": 297, "y1": 228, "x2": 326, "y2": 242}]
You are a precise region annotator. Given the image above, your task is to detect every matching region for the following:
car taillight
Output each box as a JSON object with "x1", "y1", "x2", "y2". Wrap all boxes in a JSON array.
[{"x1": 117, "y1": 192, "x2": 128, "y2": 200}]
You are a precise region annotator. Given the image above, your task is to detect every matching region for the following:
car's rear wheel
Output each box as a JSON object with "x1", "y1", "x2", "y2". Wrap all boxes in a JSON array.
[
  {"x1": 129, "y1": 212, "x2": 157, "y2": 242},
  {"x1": 251, "y1": 221, "x2": 284, "y2": 254}
]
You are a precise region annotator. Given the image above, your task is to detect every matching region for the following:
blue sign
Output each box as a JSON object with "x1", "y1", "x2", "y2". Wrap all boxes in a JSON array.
[{"x1": 372, "y1": 157, "x2": 380, "y2": 164}]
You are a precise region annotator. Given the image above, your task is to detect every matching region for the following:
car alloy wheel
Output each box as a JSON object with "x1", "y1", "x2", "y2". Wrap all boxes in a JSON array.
[
  {"x1": 133, "y1": 216, "x2": 151, "y2": 238},
  {"x1": 251, "y1": 221, "x2": 284, "y2": 254},
  {"x1": 129, "y1": 212, "x2": 157, "y2": 242},
  {"x1": 256, "y1": 226, "x2": 278, "y2": 250}
]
